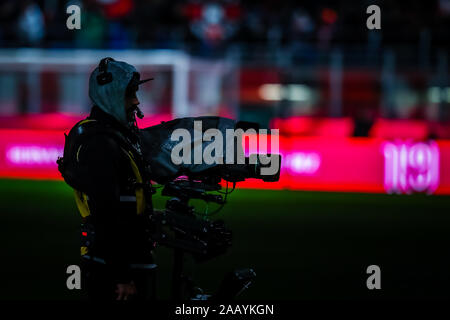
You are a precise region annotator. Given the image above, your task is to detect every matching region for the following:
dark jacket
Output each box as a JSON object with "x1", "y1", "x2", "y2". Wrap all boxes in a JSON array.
[{"x1": 66, "y1": 106, "x2": 154, "y2": 283}]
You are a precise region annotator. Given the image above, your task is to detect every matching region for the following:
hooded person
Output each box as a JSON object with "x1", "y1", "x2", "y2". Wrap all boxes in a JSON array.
[
  {"x1": 57, "y1": 58, "x2": 156, "y2": 301},
  {"x1": 89, "y1": 57, "x2": 152, "y2": 128}
]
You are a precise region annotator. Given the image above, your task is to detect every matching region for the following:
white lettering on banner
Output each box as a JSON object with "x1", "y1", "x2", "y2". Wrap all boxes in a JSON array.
[
  {"x1": 383, "y1": 141, "x2": 439, "y2": 194},
  {"x1": 6, "y1": 145, "x2": 63, "y2": 165}
]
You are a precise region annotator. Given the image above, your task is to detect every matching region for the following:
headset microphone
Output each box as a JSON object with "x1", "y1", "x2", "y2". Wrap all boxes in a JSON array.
[{"x1": 135, "y1": 106, "x2": 145, "y2": 119}]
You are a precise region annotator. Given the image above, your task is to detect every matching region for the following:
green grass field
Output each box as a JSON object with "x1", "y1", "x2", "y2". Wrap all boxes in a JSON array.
[{"x1": 1, "y1": 178, "x2": 450, "y2": 300}]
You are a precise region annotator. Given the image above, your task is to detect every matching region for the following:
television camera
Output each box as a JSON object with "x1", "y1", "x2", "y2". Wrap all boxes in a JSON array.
[{"x1": 138, "y1": 116, "x2": 281, "y2": 300}]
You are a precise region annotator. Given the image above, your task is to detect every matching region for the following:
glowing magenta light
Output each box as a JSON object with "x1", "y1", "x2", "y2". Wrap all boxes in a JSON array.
[{"x1": 286, "y1": 152, "x2": 321, "y2": 174}]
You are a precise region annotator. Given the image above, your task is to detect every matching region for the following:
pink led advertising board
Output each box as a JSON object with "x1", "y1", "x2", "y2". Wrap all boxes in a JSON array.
[{"x1": 1, "y1": 129, "x2": 450, "y2": 195}]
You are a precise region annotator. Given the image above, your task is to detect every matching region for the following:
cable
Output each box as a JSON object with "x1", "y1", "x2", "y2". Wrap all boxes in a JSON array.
[{"x1": 195, "y1": 181, "x2": 237, "y2": 218}]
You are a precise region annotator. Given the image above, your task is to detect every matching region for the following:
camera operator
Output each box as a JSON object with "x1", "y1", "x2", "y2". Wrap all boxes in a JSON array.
[{"x1": 58, "y1": 58, "x2": 156, "y2": 300}]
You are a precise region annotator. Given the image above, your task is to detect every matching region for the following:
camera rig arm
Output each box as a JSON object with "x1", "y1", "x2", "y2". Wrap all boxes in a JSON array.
[{"x1": 149, "y1": 178, "x2": 232, "y2": 261}]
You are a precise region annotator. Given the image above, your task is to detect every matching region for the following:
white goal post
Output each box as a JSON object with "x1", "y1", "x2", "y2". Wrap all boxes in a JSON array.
[{"x1": 0, "y1": 49, "x2": 239, "y2": 118}]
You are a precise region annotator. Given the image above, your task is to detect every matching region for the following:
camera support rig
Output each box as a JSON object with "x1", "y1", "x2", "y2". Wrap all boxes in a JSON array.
[{"x1": 150, "y1": 177, "x2": 255, "y2": 300}]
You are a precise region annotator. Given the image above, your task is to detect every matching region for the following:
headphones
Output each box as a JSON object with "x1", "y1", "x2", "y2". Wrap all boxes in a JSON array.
[{"x1": 96, "y1": 57, "x2": 115, "y2": 85}]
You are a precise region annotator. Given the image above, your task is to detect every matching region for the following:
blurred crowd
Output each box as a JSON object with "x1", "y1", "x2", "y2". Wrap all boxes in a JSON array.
[{"x1": 0, "y1": 0, "x2": 449, "y2": 54}]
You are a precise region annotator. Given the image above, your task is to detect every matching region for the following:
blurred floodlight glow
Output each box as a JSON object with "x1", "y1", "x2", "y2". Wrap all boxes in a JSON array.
[
  {"x1": 429, "y1": 87, "x2": 441, "y2": 103},
  {"x1": 259, "y1": 84, "x2": 312, "y2": 101},
  {"x1": 428, "y1": 86, "x2": 450, "y2": 103},
  {"x1": 287, "y1": 85, "x2": 312, "y2": 102},
  {"x1": 259, "y1": 84, "x2": 282, "y2": 101}
]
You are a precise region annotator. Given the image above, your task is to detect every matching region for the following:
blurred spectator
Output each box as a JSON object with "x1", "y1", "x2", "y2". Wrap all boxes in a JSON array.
[
  {"x1": 317, "y1": 7, "x2": 338, "y2": 50},
  {"x1": 291, "y1": 8, "x2": 315, "y2": 39},
  {"x1": 0, "y1": 0, "x2": 447, "y2": 52},
  {"x1": 74, "y1": 1, "x2": 106, "y2": 48},
  {"x1": 97, "y1": 0, "x2": 133, "y2": 19},
  {"x1": 17, "y1": 0, "x2": 45, "y2": 46},
  {"x1": 289, "y1": 7, "x2": 316, "y2": 62},
  {"x1": 184, "y1": 0, "x2": 242, "y2": 55}
]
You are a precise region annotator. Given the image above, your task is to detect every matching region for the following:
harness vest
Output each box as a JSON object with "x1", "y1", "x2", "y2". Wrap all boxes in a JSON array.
[{"x1": 57, "y1": 118, "x2": 153, "y2": 257}]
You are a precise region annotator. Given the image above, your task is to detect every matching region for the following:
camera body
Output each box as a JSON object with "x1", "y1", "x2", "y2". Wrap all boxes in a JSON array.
[
  {"x1": 139, "y1": 116, "x2": 280, "y2": 299},
  {"x1": 139, "y1": 116, "x2": 281, "y2": 184}
]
